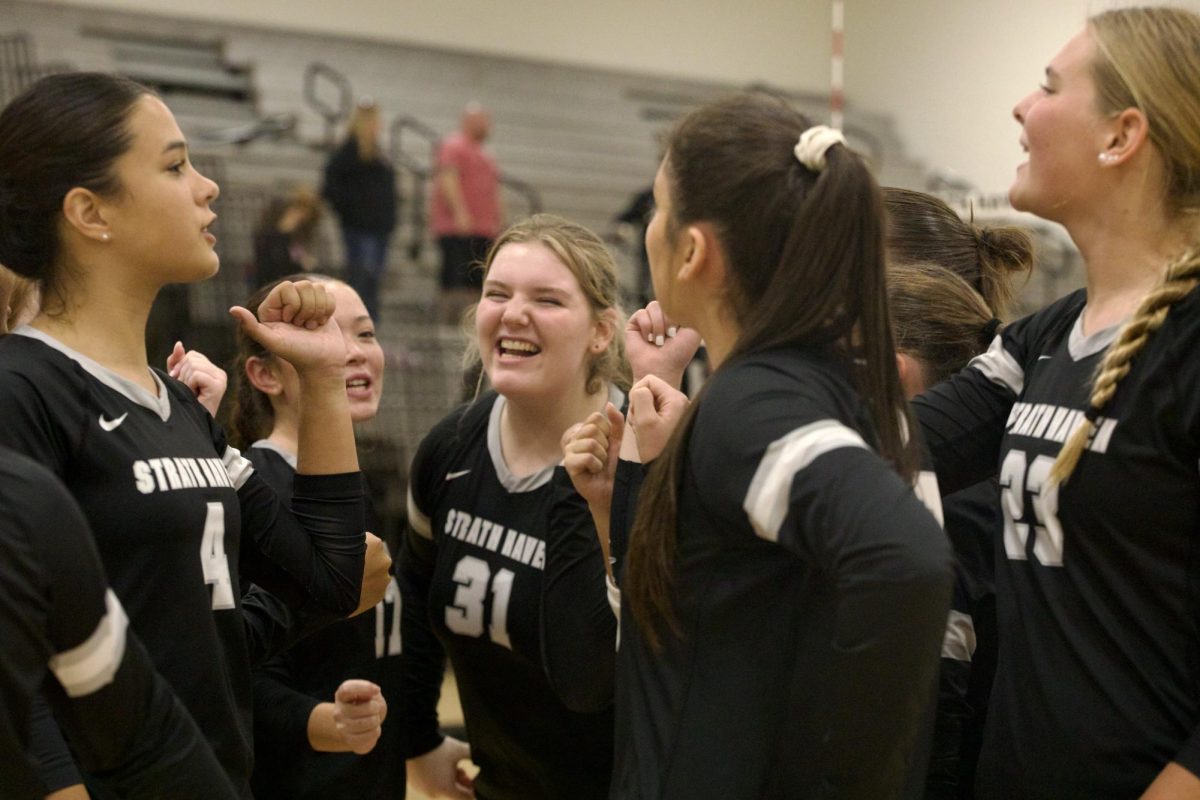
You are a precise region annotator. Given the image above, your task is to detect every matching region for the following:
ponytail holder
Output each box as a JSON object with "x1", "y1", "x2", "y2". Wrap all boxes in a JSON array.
[
  {"x1": 794, "y1": 125, "x2": 846, "y2": 172},
  {"x1": 1083, "y1": 405, "x2": 1102, "y2": 423},
  {"x1": 982, "y1": 318, "x2": 1002, "y2": 340}
]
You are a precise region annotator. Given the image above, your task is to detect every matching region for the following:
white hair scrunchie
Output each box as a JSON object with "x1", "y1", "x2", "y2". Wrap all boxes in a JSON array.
[{"x1": 794, "y1": 125, "x2": 846, "y2": 172}]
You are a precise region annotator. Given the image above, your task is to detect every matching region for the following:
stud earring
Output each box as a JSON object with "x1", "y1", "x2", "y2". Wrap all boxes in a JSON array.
[
  {"x1": 101, "y1": 232, "x2": 110, "y2": 241},
  {"x1": 1098, "y1": 152, "x2": 1116, "y2": 164}
]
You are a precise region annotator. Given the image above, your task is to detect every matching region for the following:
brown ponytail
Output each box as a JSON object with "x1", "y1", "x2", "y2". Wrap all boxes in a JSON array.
[{"x1": 625, "y1": 94, "x2": 917, "y2": 649}]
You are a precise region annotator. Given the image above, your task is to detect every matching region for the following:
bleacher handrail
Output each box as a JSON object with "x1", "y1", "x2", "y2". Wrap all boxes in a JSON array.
[{"x1": 303, "y1": 61, "x2": 352, "y2": 149}]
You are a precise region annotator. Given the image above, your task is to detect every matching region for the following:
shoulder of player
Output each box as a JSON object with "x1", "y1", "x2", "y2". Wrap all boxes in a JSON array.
[
  {"x1": 699, "y1": 349, "x2": 850, "y2": 423},
  {"x1": 0, "y1": 335, "x2": 92, "y2": 415},
  {"x1": 411, "y1": 392, "x2": 495, "y2": 490},
  {"x1": 1003, "y1": 288, "x2": 1087, "y2": 360}
]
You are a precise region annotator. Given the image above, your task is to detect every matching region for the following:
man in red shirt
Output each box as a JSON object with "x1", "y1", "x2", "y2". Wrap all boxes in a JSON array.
[{"x1": 432, "y1": 103, "x2": 504, "y2": 323}]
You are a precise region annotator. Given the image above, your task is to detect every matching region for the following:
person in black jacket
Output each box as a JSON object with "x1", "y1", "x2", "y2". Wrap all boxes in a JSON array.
[{"x1": 322, "y1": 101, "x2": 397, "y2": 322}]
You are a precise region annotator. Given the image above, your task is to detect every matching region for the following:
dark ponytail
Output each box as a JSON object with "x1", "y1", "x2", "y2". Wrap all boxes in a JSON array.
[{"x1": 626, "y1": 94, "x2": 917, "y2": 649}]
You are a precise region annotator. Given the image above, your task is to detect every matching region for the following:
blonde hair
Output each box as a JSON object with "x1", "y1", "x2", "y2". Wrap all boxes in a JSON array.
[
  {"x1": 1052, "y1": 249, "x2": 1200, "y2": 482},
  {"x1": 347, "y1": 103, "x2": 381, "y2": 162},
  {"x1": 1089, "y1": 7, "x2": 1200, "y2": 214},
  {"x1": 1053, "y1": 7, "x2": 1200, "y2": 482},
  {"x1": 464, "y1": 214, "x2": 631, "y2": 396}
]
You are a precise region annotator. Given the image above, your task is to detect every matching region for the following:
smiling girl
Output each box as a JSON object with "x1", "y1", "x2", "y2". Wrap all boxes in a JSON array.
[
  {"x1": 400, "y1": 214, "x2": 628, "y2": 800},
  {"x1": 914, "y1": 8, "x2": 1200, "y2": 798}
]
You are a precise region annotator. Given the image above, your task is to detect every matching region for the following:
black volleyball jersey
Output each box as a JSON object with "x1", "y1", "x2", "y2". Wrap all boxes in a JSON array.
[
  {"x1": 0, "y1": 328, "x2": 365, "y2": 797},
  {"x1": 247, "y1": 443, "x2": 406, "y2": 799},
  {"x1": 0, "y1": 447, "x2": 236, "y2": 800},
  {"x1": 401, "y1": 389, "x2": 620, "y2": 800},
  {"x1": 915, "y1": 287, "x2": 1200, "y2": 798},
  {"x1": 613, "y1": 346, "x2": 953, "y2": 800}
]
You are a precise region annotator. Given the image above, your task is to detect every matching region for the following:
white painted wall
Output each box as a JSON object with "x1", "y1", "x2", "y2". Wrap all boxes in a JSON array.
[{"x1": 28, "y1": 0, "x2": 1200, "y2": 195}]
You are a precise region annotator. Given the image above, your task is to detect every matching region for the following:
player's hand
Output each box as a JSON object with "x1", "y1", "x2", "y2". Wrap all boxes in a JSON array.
[
  {"x1": 166, "y1": 341, "x2": 228, "y2": 418},
  {"x1": 561, "y1": 403, "x2": 624, "y2": 512},
  {"x1": 628, "y1": 375, "x2": 689, "y2": 462},
  {"x1": 229, "y1": 280, "x2": 346, "y2": 377},
  {"x1": 332, "y1": 679, "x2": 387, "y2": 755},
  {"x1": 625, "y1": 301, "x2": 702, "y2": 387},
  {"x1": 351, "y1": 532, "x2": 393, "y2": 617},
  {"x1": 407, "y1": 736, "x2": 476, "y2": 799}
]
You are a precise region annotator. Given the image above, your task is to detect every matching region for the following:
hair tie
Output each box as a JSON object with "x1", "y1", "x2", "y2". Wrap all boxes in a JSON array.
[
  {"x1": 982, "y1": 318, "x2": 1002, "y2": 340},
  {"x1": 794, "y1": 125, "x2": 846, "y2": 172},
  {"x1": 1083, "y1": 405, "x2": 1102, "y2": 424}
]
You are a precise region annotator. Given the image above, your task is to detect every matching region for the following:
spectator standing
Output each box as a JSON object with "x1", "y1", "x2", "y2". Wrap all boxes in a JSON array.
[
  {"x1": 432, "y1": 103, "x2": 503, "y2": 324},
  {"x1": 322, "y1": 100, "x2": 397, "y2": 323}
]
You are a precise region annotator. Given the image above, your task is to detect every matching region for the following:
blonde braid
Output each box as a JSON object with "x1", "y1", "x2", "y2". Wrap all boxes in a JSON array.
[{"x1": 1051, "y1": 248, "x2": 1200, "y2": 483}]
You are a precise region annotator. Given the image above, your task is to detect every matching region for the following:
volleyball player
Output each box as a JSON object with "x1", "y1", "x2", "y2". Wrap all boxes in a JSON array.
[
  {"x1": 0, "y1": 73, "x2": 385, "y2": 796},
  {"x1": 400, "y1": 214, "x2": 628, "y2": 799},
  {"x1": 582, "y1": 94, "x2": 954, "y2": 798},
  {"x1": 0, "y1": 446, "x2": 237, "y2": 799},
  {"x1": 913, "y1": 8, "x2": 1200, "y2": 797},
  {"x1": 230, "y1": 274, "x2": 402, "y2": 798}
]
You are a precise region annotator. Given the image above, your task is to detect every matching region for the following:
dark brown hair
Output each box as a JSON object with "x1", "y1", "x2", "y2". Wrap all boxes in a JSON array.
[
  {"x1": 0, "y1": 72, "x2": 151, "y2": 305},
  {"x1": 625, "y1": 94, "x2": 918, "y2": 649},
  {"x1": 884, "y1": 187, "x2": 1033, "y2": 319},
  {"x1": 227, "y1": 272, "x2": 340, "y2": 449}
]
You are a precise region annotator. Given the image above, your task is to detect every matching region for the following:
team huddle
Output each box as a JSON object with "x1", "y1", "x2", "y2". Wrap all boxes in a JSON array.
[{"x1": 2, "y1": 5, "x2": 1200, "y2": 800}]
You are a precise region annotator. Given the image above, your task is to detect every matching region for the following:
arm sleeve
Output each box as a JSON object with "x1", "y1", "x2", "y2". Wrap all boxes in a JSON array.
[
  {"x1": 539, "y1": 467, "x2": 617, "y2": 713},
  {"x1": 608, "y1": 459, "x2": 646, "y2": 587},
  {"x1": 8, "y1": 457, "x2": 236, "y2": 799},
  {"x1": 251, "y1": 647, "x2": 322, "y2": 756},
  {"x1": 399, "y1": 517, "x2": 447, "y2": 759},
  {"x1": 912, "y1": 336, "x2": 1022, "y2": 495},
  {"x1": 236, "y1": 469, "x2": 367, "y2": 616},
  {"x1": 740, "y1": 426, "x2": 955, "y2": 796}
]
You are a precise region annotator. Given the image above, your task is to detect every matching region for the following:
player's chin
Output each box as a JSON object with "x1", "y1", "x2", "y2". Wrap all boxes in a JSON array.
[{"x1": 348, "y1": 395, "x2": 381, "y2": 423}]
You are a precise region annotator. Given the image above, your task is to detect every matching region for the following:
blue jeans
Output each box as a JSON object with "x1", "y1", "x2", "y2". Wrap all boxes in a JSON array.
[{"x1": 341, "y1": 228, "x2": 391, "y2": 321}]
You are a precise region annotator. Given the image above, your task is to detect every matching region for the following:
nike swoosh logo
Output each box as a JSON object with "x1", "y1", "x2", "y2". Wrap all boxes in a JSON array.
[
  {"x1": 1037, "y1": 355, "x2": 1052, "y2": 361},
  {"x1": 445, "y1": 469, "x2": 471, "y2": 480},
  {"x1": 98, "y1": 413, "x2": 128, "y2": 432}
]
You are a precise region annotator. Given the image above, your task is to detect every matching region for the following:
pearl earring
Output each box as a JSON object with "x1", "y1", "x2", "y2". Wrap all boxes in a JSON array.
[
  {"x1": 1098, "y1": 152, "x2": 1115, "y2": 164},
  {"x1": 101, "y1": 232, "x2": 110, "y2": 241}
]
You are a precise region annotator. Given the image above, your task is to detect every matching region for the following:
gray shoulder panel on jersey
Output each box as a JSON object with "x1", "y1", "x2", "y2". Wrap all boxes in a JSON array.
[
  {"x1": 966, "y1": 334, "x2": 1025, "y2": 396},
  {"x1": 251, "y1": 439, "x2": 298, "y2": 469},
  {"x1": 222, "y1": 445, "x2": 255, "y2": 490},
  {"x1": 48, "y1": 589, "x2": 129, "y2": 698},
  {"x1": 742, "y1": 418, "x2": 869, "y2": 543},
  {"x1": 12, "y1": 325, "x2": 172, "y2": 421}
]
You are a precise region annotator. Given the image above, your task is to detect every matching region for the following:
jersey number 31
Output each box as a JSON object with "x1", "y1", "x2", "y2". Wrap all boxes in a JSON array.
[{"x1": 445, "y1": 555, "x2": 514, "y2": 649}]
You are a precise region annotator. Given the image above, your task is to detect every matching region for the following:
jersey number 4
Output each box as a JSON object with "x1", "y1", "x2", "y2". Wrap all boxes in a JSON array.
[
  {"x1": 999, "y1": 449, "x2": 1064, "y2": 567},
  {"x1": 445, "y1": 555, "x2": 514, "y2": 649},
  {"x1": 200, "y1": 502, "x2": 235, "y2": 610}
]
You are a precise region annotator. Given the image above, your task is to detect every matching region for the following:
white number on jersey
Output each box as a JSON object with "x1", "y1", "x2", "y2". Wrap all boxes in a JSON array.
[
  {"x1": 199, "y1": 501, "x2": 235, "y2": 609},
  {"x1": 376, "y1": 577, "x2": 402, "y2": 658},
  {"x1": 999, "y1": 448, "x2": 1064, "y2": 566},
  {"x1": 445, "y1": 555, "x2": 515, "y2": 649}
]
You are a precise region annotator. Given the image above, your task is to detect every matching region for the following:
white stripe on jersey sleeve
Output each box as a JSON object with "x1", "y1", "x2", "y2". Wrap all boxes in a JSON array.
[
  {"x1": 967, "y1": 334, "x2": 1024, "y2": 395},
  {"x1": 48, "y1": 589, "x2": 129, "y2": 698},
  {"x1": 913, "y1": 470, "x2": 945, "y2": 527},
  {"x1": 606, "y1": 574, "x2": 622, "y2": 649},
  {"x1": 742, "y1": 419, "x2": 868, "y2": 543},
  {"x1": 941, "y1": 609, "x2": 976, "y2": 662},
  {"x1": 407, "y1": 486, "x2": 432, "y2": 539},
  {"x1": 222, "y1": 445, "x2": 255, "y2": 490}
]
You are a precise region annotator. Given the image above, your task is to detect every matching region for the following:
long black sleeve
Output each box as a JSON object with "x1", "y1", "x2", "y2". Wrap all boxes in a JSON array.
[
  {"x1": 398, "y1": 522, "x2": 448, "y2": 758},
  {"x1": 539, "y1": 467, "x2": 617, "y2": 713}
]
